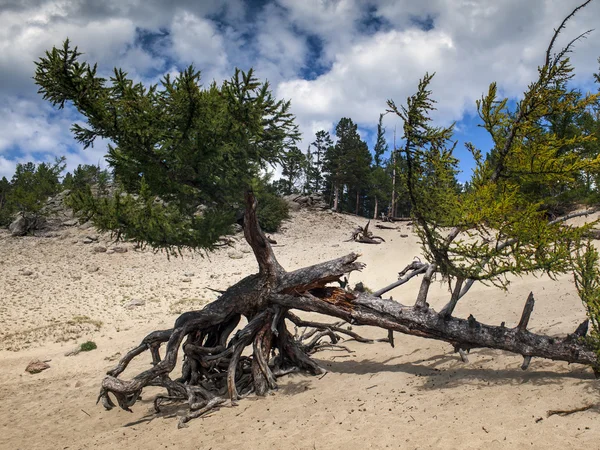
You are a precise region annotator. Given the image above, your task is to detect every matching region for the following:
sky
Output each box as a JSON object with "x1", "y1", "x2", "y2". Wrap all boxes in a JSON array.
[{"x1": 1, "y1": 0, "x2": 600, "y2": 183}]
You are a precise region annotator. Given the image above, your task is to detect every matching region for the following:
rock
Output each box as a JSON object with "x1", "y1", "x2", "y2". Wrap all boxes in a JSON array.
[
  {"x1": 183, "y1": 272, "x2": 195, "y2": 277},
  {"x1": 92, "y1": 246, "x2": 107, "y2": 253},
  {"x1": 399, "y1": 234, "x2": 409, "y2": 238},
  {"x1": 112, "y1": 246, "x2": 128, "y2": 253},
  {"x1": 83, "y1": 235, "x2": 99, "y2": 244},
  {"x1": 106, "y1": 249, "x2": 115, "y2": 255},
  {"x1": 79, "y1": 221, "x2": 94, "y2": 230},
  {"x1": 62, "y1": 219, "x2": 78, "y2": 227},
  {"x1": 228, "y1": 250, "x2": 244, "y2": 259},
  {"x1": 86, "y1": 265, "x2": 99, "y2": 273},
  {"x1": 287, "y1": 201, "x2": 302, "y2": 212},
  {"x1": 124, "y1": 299, "x2": 146, "y2": 309},
  {"x1": 74, "y1": 380, "x2": 84, "y2": 387},
  {"x1": 25, "y1": 359, "x2": 50, "y2": 374},
  {"x1": 181, "y1": 278, "x2": 192, "y2": 283},
  {"x1": 20, "y1": 269, "x2": 34, "y2": 276},
  {"x1": 9, "y1": 216, "x2": 30, "y2": 236}
]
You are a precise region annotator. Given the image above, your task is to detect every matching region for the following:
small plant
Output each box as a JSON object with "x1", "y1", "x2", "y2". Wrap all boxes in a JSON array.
[
  {"x1": 67, "y1": 315, "x2": 103, "y2": 329},
  {"x1": 80, "y1": 341, "x2": 97, "y2": 352}
]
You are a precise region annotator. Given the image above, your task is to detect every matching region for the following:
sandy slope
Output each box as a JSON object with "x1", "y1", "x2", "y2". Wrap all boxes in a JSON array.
[{"x1": 0, "y1": 209, "x2": 598, "y2": 449}]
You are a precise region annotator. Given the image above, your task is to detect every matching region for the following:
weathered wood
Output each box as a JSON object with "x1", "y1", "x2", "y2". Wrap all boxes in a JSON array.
[
  {"x1": 517, "y1": 292, "x2": 535, "y2": 332},
  {"x1": 271, "y1": 292, "x2": 598, "y2": 367},
  {"x1": 373, "y1": 261, "x2": 428, "y2": 297},
  {"x1": 415, "y1": 264, "x2": 437, "y2": 309},
  {"x1": 439, "y1": 277, "x2": 465, "y2": 318}
]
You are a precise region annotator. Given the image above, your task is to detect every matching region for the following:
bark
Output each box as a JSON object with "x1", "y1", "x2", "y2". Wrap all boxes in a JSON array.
[{"x1": 98, "y1": 190, "x2": 600, "y2": 427}]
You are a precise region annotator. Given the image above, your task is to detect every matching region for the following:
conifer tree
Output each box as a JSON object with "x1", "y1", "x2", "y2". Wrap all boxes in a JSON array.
[
  {"x1": 310, "y1": 130, "x2": 332, "y2": 193},
  {"x1": 280, "y1": 146, "x2": 305, "y2": 195},
  {"x1": 34, "y1": 41, "x2": 299, "y2": 252}
]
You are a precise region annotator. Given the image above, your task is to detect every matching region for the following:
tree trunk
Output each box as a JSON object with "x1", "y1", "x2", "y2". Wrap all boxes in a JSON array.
[
  {"x1": 355, "y1": 189, "x2": 359, "y2": 216},
  {"x1": 373, "y1": 197, "x2": 378, "y2": 220},
  {"x1": 98, "y1": 190, "x2": 599, "y2": 427},
  {"x1": 333, "y1": 184, "x2": 339, "y2": 212},
  {"x1": 391, "y1": 150, "x2": 397, "y2": 219}
]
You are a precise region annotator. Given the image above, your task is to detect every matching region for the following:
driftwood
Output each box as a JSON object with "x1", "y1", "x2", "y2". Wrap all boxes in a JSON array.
[
  {"x1": 346, "y1": 221, "x2": 386, "y2": 244},
  {"x1": 375, "y1": 224, "x2": 398, "y2": 230},
  {"x1": 98, "y1": 191, "x2": 599, "y2": 427}
]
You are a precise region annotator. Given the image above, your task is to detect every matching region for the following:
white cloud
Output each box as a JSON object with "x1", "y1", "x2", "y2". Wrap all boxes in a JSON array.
[
  {"x1": 277, "y1": 0, "x2": 600, "y2": 154},
  {"x1": 170, "y1": 10, "x2": 229, "y2": 83},
  {"x1": 1, "y1": 0, "x2": 599, "y2": 182}
]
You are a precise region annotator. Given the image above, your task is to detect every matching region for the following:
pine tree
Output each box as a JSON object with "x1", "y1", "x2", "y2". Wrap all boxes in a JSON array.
[
  {"x1": 323, "y1": 118, "x2": 370, "y2": 213},
  {"x1": 280, "y1": 146, "x2": 305, "y2": 195},
  {"x1": 373, "y1": 114, "x2": 388, "y2": 167},
  {"x1": 34, "y1": 41, "x2": 299, "y2": 252},
  {"x1": 0, "y1": 176, "x2": 12, "y2": 226},
  {"x1": 310, "y1": 130, "x2": 332, "y2": 193},
  {"x1": 9, "y1": 157, "x2": 65, "y2": 218}
]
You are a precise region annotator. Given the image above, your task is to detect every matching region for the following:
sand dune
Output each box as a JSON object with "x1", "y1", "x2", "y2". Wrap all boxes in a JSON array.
[{"x1": 0, "y1": 209, "x2": 598, "y2": 449}]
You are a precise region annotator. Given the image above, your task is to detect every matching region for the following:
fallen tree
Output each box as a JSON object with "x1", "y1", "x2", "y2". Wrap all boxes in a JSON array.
[{"x1": 98, "y1": 191, "x2": 598, "y2": 428}]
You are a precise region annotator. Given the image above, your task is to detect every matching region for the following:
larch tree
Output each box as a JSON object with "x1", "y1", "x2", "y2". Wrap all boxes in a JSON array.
[{"x1": 33, "y1": 1, "x2": 600, "y2": 428}]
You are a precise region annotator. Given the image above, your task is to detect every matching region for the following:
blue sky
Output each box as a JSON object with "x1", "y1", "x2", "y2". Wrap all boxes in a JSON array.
[{"x1": 0, "y1": 0, "x2": 599, "y2": 183}]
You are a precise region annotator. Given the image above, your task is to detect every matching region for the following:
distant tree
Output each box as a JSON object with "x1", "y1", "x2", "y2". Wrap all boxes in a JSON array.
[
  {"x1": 370, "y1": 114, "x2": 390, "y2": 218},
  {"x1": 63, "y1": 164, "x2": 111, "y2": 194},
  {"x1": 280, "y1": 146, "x2": 306, "y2": 195},
  {"x1": 302, "y1": 145, "x2": 317, "y2": 193},
  {"x1": 0, "y1": 176, "x2": 12, "y2": 226},
  {"x1": 9, "y1": 157, "x2": 65, "y2": 219},
  {"x1": 323, "y1": 118, "x2": 370, "y2": 213},
  {"x1": 373, "y1": 114, "x2": 388, "y2": 167},
  {"x1": 310, "y1": 130, "x2": 332, "y2": 193}
]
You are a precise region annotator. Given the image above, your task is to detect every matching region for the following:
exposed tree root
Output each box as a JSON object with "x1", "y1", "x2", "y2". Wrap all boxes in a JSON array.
[{"x1": 98, "y1": 191, "x2": 599, "y2": 427}]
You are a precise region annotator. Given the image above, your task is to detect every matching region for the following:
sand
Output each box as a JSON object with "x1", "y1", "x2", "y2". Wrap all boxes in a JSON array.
[{"x1": 0, "y1": 208, "x2": 598, "y2": 449}]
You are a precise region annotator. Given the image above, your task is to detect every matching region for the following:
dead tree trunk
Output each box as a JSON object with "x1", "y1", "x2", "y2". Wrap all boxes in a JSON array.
[
  {"x1": 347, "y1": 221, "x2": 386, "y2": 244},
  {"x1": 373, "y1": 196, "x2": 378, "y2": 220},
  {"x1": 99, "y1": 191, "x2": 599, "y2": 427}
]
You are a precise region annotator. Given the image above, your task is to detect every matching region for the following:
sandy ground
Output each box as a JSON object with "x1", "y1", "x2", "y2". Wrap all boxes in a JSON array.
[{"x1": 0, "y1": 208, "x2": 599, "y2": 449}]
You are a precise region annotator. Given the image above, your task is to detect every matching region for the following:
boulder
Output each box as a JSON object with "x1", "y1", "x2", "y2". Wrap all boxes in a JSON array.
[{"x1": 9, "y1": 216, "x2": 30, "y2": 236}]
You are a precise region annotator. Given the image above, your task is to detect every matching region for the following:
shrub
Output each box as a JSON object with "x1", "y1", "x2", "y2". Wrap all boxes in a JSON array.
[
  {"x1": 80, "y1": 341, "x2": 97, "y2": 352},
  {"x1": 256, "y1": 192, "x2": 289, "y2": 233}
]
